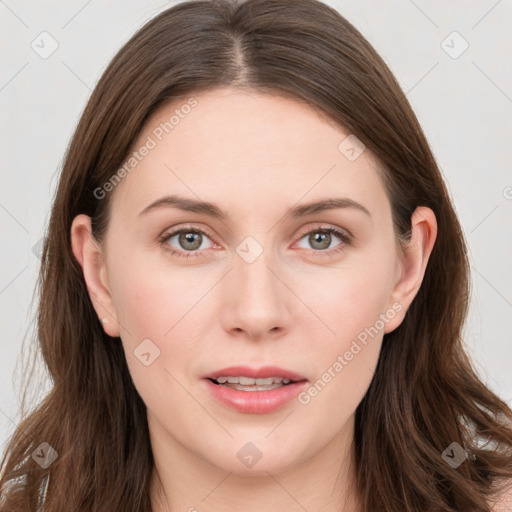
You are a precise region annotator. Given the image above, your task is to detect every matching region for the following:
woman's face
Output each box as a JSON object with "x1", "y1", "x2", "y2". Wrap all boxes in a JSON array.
[{"x1": 73, "y1": 87, "x2": 435, "y2": 478}]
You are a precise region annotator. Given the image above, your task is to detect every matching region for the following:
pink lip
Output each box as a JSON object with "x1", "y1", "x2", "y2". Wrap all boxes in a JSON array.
[
  {"x1": 202, "y1": 365, "x2": 307, "y2": 381},
  {"x1": 201, "y1": 365, "x2": 308, "y2": 414}
]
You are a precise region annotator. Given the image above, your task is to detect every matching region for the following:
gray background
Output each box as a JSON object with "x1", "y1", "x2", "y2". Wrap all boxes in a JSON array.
[{"x1": 1, "y1": 0, "x2": 511, "y2": 454}]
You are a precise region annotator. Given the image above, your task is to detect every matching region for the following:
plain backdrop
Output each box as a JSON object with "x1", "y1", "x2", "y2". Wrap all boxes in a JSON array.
[{"x1": 1, "y1": 0, "x2": 511, "y2": 454}]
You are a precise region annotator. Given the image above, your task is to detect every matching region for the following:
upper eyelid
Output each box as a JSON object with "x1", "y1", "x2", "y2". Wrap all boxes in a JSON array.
[
  {"x1": 295, "y1": 224, "x2": 351, "y2": 240},
  {"x1": 161, "y1": 224, "x2": 217, "y2": 243}
]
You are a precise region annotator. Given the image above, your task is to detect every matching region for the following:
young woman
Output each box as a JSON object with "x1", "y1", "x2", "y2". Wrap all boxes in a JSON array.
[{"x1": 1, "y1": 0, "x2": 511, "y2": 511}]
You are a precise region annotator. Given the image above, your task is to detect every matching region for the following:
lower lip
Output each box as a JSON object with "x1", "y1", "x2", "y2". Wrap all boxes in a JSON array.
[{"x1": 202, "y1": 379, "x2": 308, "y2": 414}]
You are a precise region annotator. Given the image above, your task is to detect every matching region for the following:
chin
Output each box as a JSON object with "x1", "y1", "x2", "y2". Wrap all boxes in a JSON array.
[{"x1": 202, "y1": 440, "x2": 307, "y2": 477}]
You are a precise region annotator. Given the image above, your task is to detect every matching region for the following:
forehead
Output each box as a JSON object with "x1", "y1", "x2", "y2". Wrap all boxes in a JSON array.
[{"x1": 109, "y1": 88, "x2": 389, "y2": 220}]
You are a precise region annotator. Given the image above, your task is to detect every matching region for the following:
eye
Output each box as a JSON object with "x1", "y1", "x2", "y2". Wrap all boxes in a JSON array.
[
  {"x1": 295, "y1": 226, "x2": 351, "y2": 256},
  {"x1": 159, "y1": 227, "x2": 216, "y2": 258},
  {"x1": 159, "y1": 224, "x2": 351, "y2": 259}
]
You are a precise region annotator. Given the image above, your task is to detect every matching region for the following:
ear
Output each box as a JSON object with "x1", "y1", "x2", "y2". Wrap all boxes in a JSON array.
[
  {"x1": 384, "y1": 206, "x2": 437, "y2": 333},
  {"x1": 70, "y1": 214, "x2": 120, "y2": 337}
]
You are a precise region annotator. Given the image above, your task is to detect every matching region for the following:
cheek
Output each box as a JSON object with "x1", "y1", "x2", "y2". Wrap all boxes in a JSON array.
[
  {"x1": 108, "y1": 244, "x2": 212, "y2": 338},
  {"x1": 108, "y1": 264, "x2": 205, "y2": 418},
  {"x1": 290, "y1": 288, "x2": 387, "y2": 451},
  {"x1": 107, "y1": 253, "x2": 215, "y2": 380},
  {"x1": 295, "y1": 247, "x2": 395, "y2": 409},
  {"x1": 307, "y1": 248, "x2": 397, "y2": 346}
]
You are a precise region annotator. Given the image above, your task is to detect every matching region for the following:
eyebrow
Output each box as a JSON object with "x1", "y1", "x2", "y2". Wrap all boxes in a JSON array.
[{"x1": 138, "y1": 194, "x2": 371, "y2": 219}]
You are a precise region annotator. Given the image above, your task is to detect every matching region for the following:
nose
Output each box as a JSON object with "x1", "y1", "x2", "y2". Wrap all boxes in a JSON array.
[{"x1": 219, "y1": 242, "x2": 292, "y2": 341}]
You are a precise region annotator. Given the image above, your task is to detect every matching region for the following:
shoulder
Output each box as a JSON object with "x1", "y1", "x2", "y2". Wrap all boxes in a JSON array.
[{"x1": 490, "y1": 479, "x2": 512, "y2": 511}]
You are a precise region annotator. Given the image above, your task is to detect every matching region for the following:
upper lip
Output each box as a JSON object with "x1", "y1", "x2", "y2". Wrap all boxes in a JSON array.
[{"x1": 202, "y1": 365, "x2": 307, "y2": 382}]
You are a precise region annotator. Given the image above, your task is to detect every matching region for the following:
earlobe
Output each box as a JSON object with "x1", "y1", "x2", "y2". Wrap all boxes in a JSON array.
[
  {"x1": 384, "y1": 206, "x2": 438, "y2": 333},
  {"x1": 70, "y1": 214, "x2": 120, "y2": 337}
]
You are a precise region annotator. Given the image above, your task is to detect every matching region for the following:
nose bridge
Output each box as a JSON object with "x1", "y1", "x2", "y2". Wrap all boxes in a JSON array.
[
  {"x1": 236, "y1": 235, "x2": 282, "y2": 306},
  {"x1": 224, "y1": 234, "x2": 289, "y2": 335}
]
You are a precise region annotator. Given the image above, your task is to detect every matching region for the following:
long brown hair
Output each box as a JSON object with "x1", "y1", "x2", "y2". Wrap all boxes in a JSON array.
[{"x1": 1, "y1": 0, "x2": 511, "y2": 510}]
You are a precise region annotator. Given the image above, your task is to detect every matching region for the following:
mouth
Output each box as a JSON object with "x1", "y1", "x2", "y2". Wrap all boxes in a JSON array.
[{"x1": 201, "y1": 366, "x2": 308, "y2": 414}]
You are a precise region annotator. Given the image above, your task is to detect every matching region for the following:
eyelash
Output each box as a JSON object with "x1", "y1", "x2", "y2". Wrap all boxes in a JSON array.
[{"x1": 158, "y1": 225, "x2": 351, "y2": 259}]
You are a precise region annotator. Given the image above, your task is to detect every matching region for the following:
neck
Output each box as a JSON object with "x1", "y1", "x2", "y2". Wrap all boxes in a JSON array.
[{"x1": 148, "y1": 413, "x2": 361, "y2": 512}]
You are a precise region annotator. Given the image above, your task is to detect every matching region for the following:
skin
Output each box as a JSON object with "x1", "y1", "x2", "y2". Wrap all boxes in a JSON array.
[{"x1": 71, "y1": 87, "x2": 437, "y2": 512}]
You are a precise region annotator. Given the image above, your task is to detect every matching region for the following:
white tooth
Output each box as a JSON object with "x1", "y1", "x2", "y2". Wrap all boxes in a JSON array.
[
  {"x1": 227, "y1": 376, "x2": 239, "y2": 384},
  {"x1": 239, "y1": 376, "x2": 256, "y2": 385},
  {"x1": 256, "y1": 377, "x2": 274, "y2": 385},
  {"x1": 282, "y1": 378, "x2": 290, "y2": 384},
  {"x1": 227, "y1": 383, "x2": 284, "y2": 391},
  {"x1": 216, "y1": 377, "x2": 228, "y2": 384}
]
